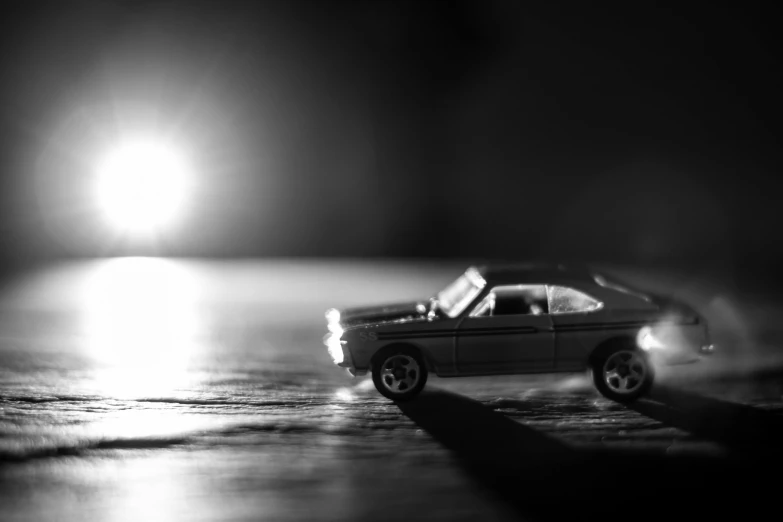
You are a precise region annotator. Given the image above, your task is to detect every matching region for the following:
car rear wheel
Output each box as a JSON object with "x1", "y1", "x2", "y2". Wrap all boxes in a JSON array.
[
  {"x1": 372, "y1": 347, "x2": 428, "y2": 401},
  {"x1": 592, "y1": 347, "x2": 654, "y2": 402}
]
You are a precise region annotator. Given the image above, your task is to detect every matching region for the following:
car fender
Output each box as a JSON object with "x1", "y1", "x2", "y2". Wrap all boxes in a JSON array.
[
  {"x1": 370, "y1": 341, "x2": 435, "y2": 372},
  {"x1": 586, "y1": 335, "x2": 638, "y2": 368}
]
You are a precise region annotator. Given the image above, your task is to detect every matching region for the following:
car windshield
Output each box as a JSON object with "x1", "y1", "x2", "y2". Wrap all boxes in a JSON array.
[
  {"x1": 593, "y1": 273, "x2": 651, "y2": 302},
  {"x1": 436, "y1": 267, "x2": 486, "y2": 318}
]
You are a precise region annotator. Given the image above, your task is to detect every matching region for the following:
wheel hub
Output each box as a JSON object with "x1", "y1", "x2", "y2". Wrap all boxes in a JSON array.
[
  {"x1": 602, "y1": 350, "x2": 648, "y2": 395},
  {"x1": 380, "y1": 354, "x2": 420, "y2": 394}
]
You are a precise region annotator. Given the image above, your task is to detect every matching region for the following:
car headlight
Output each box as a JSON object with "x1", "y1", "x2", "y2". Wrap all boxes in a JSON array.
[
  {"x1": 326, "y1": 308, "x2": 340, "y2": 324},
  {"x1": 324, "y1": 332, "x2": 346, "y2": 364},
  {"x1": 324, "y1": 308, "x2": 345, "y2": 364}
]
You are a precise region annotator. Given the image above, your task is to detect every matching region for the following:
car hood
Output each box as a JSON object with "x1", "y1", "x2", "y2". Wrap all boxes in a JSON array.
[{"x1": 339, "y1": 301, "x2": 428, "y2": 329}]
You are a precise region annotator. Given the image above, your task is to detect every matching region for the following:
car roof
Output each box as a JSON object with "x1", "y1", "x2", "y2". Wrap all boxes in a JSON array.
[{"x1": 473, "y1": 263, "x2": 596, "y2": 286}]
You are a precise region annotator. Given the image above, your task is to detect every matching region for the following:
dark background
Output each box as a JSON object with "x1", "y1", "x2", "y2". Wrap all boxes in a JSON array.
[{"x1": 0, "y1": 1, "x2": 781, "y2": 274}]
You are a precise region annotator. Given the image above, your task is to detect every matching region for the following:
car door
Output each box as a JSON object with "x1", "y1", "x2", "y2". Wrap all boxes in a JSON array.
[
  {"x1": 547, "y1": 285, "x2": 606, "y2": 370},
  {"x1": 455, "y1": 284, "x2": 555, "y2": 374}
]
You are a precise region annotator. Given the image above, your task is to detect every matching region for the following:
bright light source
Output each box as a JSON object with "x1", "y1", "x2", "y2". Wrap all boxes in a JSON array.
[
  {"x1": 96, "y1": 141, "x2": 190, "y2": 233},
  {"x1": 325, "y1": 333, "x2": 345, "y2": 364},
  {"x1": 325, "y1": 308, "x2": 341, "y2": 324},
  {"x1": 636, "y1": 325, "x2": 666, "y2": 351},
  {"x1": 82, "y1": 258, "x2": 200, "y2": 397}
]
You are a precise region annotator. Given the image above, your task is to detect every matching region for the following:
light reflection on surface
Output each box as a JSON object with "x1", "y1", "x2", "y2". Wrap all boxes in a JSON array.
[
  {"x1": 3, "y1": 260, "x2": 781, "y2": 522},
  {"x1": 81, "y1": 257, "x2": 201, "y2": 397},
  {"x1": 333, "y1": 387, "x2": 355, "y2": 402}
]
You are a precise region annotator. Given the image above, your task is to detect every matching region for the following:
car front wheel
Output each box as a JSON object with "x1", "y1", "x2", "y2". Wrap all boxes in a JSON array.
[
  {"x1": 592, "y1": 348, "x2": 654, "y2": 402},
  {"x1": 372, "y1": 347, "x2": 428, "y2": 401}
]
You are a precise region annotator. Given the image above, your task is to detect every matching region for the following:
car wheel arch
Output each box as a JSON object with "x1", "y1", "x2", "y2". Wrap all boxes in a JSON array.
[
  {"x1": 587, "y1": 336, "x2": 638, "y2": 368},
  {"x1": 371, "y1": 342, "x2": 433, "y2": 372}
]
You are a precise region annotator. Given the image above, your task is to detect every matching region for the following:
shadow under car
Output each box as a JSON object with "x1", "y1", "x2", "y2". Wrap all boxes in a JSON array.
[{"x1": 398, "y1": 388, "x2": 781, "y2": 522}]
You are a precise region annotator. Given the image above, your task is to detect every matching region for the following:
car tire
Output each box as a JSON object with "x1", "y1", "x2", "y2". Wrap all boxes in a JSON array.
[
  {"x1": 592, "y1": 346, "x2": 654, "y2": 403},
  {"x1": 372, "y1": 346, "x2": 428, "y2": 401}
]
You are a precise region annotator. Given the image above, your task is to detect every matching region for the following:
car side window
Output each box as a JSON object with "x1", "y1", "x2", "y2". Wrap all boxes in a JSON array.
[
  {"x1": 546, "y1": 285, "x2": 602, "y2": 314},
  {"x1": 470, "y1": 285, "x2": 549, "y2": 317}
]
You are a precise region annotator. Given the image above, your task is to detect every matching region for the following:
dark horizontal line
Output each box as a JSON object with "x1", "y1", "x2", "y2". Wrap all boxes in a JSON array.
[
  {"x1": 459, "y1": 328, "x2": 539, "y2": 336},
  {"x1": 0, "y1": 436, "x2": 190, "y2": 463},
  {"x1": 554, "y1": 323, "x2": 648, "y2": 331},
  {"x1": 556, "y1": 321, "x2": 646, "y2": 327},
  {"x1": 555, "y1": 318, "x2": 698, "y2": 330},
  {"x1": 380, "y1": 327, "x2": 539, "y2": 340},
  {"x1": 375, "y1": 318, "x2": 698, "y2": 340}
]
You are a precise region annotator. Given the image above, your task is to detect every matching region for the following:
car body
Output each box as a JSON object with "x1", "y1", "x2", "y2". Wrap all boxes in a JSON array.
[{"x1": 323, "y1": 264, "x2": 714, "y2": 401}]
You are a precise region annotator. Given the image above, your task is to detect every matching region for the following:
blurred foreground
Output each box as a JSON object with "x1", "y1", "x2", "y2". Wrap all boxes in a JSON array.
[{"x1": 1, "y1": 259, "x2": 782, "y2": 521}]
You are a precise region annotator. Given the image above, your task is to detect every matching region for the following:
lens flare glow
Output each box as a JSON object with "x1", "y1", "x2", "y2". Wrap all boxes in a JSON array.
[
  {"x1": 324, "y1": 333, "x2": 345, "y2": 364},
  {"x1": 325, "y1": 308, "x2": 341, "y2": 325},
  {"x1": 637, "y1": 325, "x2": 666, "y2": 351},
  {"x1": 82, "y1": 258, "x2": 201, "y2": 397},
  {"x1": 96, "y1": 141, "x2": 190, "y2": 233}
]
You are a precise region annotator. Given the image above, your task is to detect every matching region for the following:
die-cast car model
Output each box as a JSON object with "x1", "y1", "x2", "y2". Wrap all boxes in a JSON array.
[{"x1": 324, "y1": 265, "x2": 714, "y2": 402}]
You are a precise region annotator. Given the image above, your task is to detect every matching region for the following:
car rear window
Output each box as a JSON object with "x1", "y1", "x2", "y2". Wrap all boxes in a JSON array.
[
  {"x1": 593, "y1": 273, "x2": 651, "y2": 302},
  {"x1": 547, "y1": 286, "x2": 603, "y2": 314}
]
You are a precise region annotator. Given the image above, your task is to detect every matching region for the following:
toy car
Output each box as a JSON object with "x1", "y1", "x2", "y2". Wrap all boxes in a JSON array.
[{"x1": 324, "y1": 265, "x2": 714, "y2": 402}]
